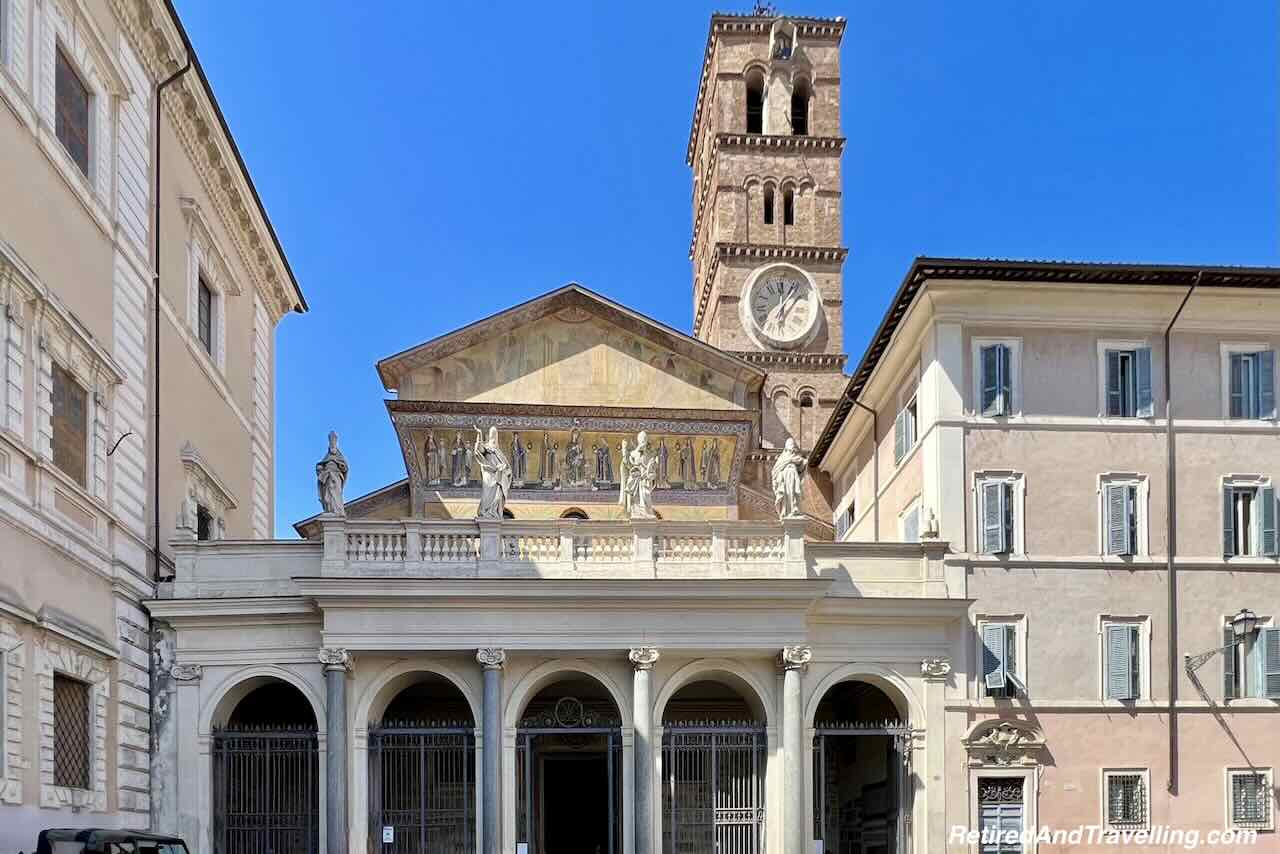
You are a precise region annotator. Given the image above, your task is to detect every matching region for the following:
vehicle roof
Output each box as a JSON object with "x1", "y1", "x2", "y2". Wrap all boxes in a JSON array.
[{"x1": 37, "y1": 828, "x2": 186, "y2": 850}]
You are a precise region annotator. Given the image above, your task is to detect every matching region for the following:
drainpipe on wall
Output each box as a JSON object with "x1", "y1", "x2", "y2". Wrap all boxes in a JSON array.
[
  {"x1": 1164, "y1": 272, "x2": 1199, "y2": 796},
  {"x1": 851, "y1": 399, "x2": 879, "y2": 541}
]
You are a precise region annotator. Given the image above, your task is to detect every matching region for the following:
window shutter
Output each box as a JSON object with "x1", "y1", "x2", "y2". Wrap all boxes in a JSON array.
[
  {"x1": 1263, "y1": 627, "x2": 1280, "y2": 699},
  {"x1": 1135, "y1": 347, "x2": 1153, "y2": 417},
  {"x1": 1003, "y1": 623, "x2": 1023, "y2": 693},
  {"x1": 1261, "y1": 486, "x2": 1277, "y2": 557},
  {"x1": 894, "y1": 410, "x2": 906, "y2": 464},
  {"x1": 1106, "y1": 624, "x2": 1135, "y2": 700},
  {"x1": 1259, "y1": 350, "x2": 1276, "y2": 419},
  {"x1": 1000, "y1": 344, "x2": 1012, "y2": 416},
  {"x1": 1105, "y1": 485, "x2": 1128, "y2": 555},
  {"x1": 981, "y1": 345, "x2": 1000, "y2": 416},
  {"x1": 982, "y1": 481, "x2": 1005, "y2": 554},
  {"x1": 1223, "y1": 487, "x2": 1236, "y2": 558},
  {"x1": 1223, "y1": 624, "x2": 1237, "y2": 700},
  {"x1": 1229, "y1": 354, "x2": 1246, "y2": 419},
  {"x1": 982, "y1": 623, "x2": 1007, "y2": 691},
  {"x1": 1106, "y1": 350, "x2": 1122, "y2": 416}
]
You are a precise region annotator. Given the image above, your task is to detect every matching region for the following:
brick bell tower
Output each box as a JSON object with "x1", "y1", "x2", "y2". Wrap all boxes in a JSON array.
[{"x1": 687, "y1": 13, "x2": 848, "y2": 454}]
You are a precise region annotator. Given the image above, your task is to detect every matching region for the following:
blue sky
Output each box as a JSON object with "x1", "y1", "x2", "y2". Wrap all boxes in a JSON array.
[{"x1": 172, "y1": 1, "x2": 1278, "y2": 536}]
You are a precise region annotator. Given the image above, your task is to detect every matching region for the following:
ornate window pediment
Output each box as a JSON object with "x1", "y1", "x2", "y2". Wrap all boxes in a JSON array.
[
  {"x1": 962, "y1": 719, "x2": 1045, "y2": 767},
  {"x1": 179, "y1": 441, "x2": 237, "y2": 539}
]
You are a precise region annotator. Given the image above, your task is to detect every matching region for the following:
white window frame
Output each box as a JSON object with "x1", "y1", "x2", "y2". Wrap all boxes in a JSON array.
[
  {"x1": 899, "y1": 496, "x2": 921, "y2": 543},
  {"x1": 1101, "y1": 767, "x2": 1150, "y2": 831},
  {"x1": 1220, "y1": 342, "x2": 1277, "y2": 421},
  {"x1": 975, "y1": 613, "x2": 1028, "y2": 700},
  {"x1": 1098, "y1": 615, "x2": 1151, "y2": 703},
  {"x1": 1225, "y1": 767, "x2": 1274, "y2": 832},
  {"x1": 967, "y1": 767, "x2": 1038, "y2": 854},
  {"x1": 181, "y1": 197, "x2": 237, "y2": 376},
  {"x1": 1222, "y1": 474, "x2": 1275, "y2": 559},
  {"x1": 973, "y1": 470, "x2": 1025, "y2": 556},
  {"x1": 894, "y1": 362, "x2": 920, "y2": 466},
  {"x1": 1096, "y1": 339, "x2": 1152, "y2": 419},
  {"x1": 1097, "y1": 473, "x2": 1149, "y2": 558},
  {"x1": 971, "y1": 336, "x2": 1022, "y2": 417}
]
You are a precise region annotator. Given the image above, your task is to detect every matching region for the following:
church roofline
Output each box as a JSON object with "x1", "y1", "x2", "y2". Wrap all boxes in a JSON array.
[
  {"x1": 375, "y1": 282, "x2": 767, "y2": 391},
  {"x1": 808, "y1": 256, "x2": 1280, "y2": 468},
  {"x1": 686, "y1": 13, "x2": 847, "y2": 166}
]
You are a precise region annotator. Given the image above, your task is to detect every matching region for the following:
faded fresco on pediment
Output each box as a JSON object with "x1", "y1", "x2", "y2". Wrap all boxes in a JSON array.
[{"x1": 399, "y1": 313, "x2": 745, "y2": 409}]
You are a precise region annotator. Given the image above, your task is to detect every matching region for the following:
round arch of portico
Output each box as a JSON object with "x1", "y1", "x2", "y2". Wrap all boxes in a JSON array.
[
  {"x1": 652, "y1": 657, "x2": 775, "y2": 727},
  {"x1": 354, "y1": 658, "x2": 481, "y2": 727},
  {"x1": 199, "y1": 664, "x2": 327, "y2": 736},
  {"x1": 803, "y1": 663, "x2": 921, "y2": 727},
  {"x1": 503, "y1": 658, "x2": 634, "y2": 731}
]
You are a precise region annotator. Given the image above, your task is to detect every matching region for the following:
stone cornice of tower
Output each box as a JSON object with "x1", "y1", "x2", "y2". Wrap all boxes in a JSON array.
[
  {"x1": 693, "y1": 243, "x2": 848, "y2": 338},
  {"x1": 726, "y1": 350, "x2": 848, "y2": 372},
  {"x1": 108, "y1": 0, "x2": 307, "y2": 322},
  {"x1": 690, "y1": 134, "x2": 846, "y2": 254},
  {"x1": 687, "y1": 14, "x2": 847, "y2": 166}
]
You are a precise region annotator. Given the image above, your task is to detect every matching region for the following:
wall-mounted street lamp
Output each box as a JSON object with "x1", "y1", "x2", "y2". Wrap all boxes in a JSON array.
[{"x1": 1184, "y1": 608, "x2": 1258, "y2": 673}]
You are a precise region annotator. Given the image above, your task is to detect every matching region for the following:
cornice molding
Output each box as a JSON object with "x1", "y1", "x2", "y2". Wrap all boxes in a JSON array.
[{"x1": 728, "y1": 350, "x2": 847, "y2": 371}]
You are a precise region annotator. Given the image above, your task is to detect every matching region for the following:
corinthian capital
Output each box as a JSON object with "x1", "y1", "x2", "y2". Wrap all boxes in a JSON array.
[
  {"x1": 778, "y1": 645, "x2": 813, "y2": 672},
  {"x1": 318, "y1": 647, "x2": 351, "y2": 672},
  {"x1": 628, "y1": 647, "x2": 660, "y2": 670},
  {"x1": 477, "y1": 648, "x2": 506, "y2": 670}
]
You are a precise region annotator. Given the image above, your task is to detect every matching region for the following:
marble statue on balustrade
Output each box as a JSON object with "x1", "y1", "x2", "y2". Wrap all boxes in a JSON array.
[
  {"x1": 700, "y1": 439, "x2": 721, "y2": 487},
  {"x1": 473, "y1": 424, "x2": 512, "y2": 519},
  {"x1": 510, "y1": 432, "x2": 528, "y2": 486},
  {"x1": 316, "y1": 431, "x2": 349, "y2": 516},
  {"x1": 564, "y1": 427, "x2": 588, "y2": 488},
  {"x1": 656, "y1": 436, "x2": 670, "y2": 487},
  {"x1": 771, "y1": 438, "x2": 807, "y2": 519},
  {"x1": 619, "y1": 431, "x2": 658, "y2": 518}
]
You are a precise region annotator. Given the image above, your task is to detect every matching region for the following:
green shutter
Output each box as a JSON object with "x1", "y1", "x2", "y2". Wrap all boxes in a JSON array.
[
  {"x1": 1105, "y1": 485, "x2": 1127, "y2": 555},
  {"x1": 981, "y1": 344, "x2": 1011, "y2": 417},
  {"x1": 1263, "y1": 628, "x2": 1280, "y2": 699},
  {"x1": 1106, "y1": 350, "x2": 1123, "y2": 416},
  {"x1": 894, "y1": 410, "x2": 906, "y2": 463},
  {"x1": 982, "y1": 623, "x2": 1007, "y2": 691},
  {"x1": 1229, "y1": 354, "x2": 1247, "y2": 419},
  {"x1": 1259, "y1": 350, "x2": 1275, "y2": 419},
  {"x1": 982, "y1": 481, "x2": 1005, "y2": 554},
  {"x1": 1135, "y1": 347, "x2": 1153, "y2": 417},
  {"x1": 1223, "y1": 487, "x2": 1236, "y2": 557},
  {"x1": 1106, "y1": 624, "x2": 1135, "y2": 700},
  {"x1": 1260, "y1": 486, "x2": 1277, "y2": 557},
  {"x1": 1000, "y1": 345, "x2": 1012, "y2": 416},
  {"x1": 1223, "y1": 625, "x2": 1237, "y2": 700}
]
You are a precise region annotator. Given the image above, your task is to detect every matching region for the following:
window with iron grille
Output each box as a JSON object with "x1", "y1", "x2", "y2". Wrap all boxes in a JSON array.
[
  {"x1": 53, "y1": 674, "x2": 91, "y2": 789},
  {"x1": 55, "y1": 47, "x2": 91, "y2": 177},
  {"x1": 52, "y1": 362, "x2": 88, "y2": 487},
  {"x1": 1104, "y1": 771, "x2": 1147, "y2": 829},
  {"x1": 197, "y1": 275, "x2": 214, "y2": 355},
  {"x1": 1229, "y1": 769, "x2": 1273, "y2": 830}
]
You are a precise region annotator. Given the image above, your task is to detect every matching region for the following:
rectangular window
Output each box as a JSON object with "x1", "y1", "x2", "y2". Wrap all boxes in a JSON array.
[
  {"x1": 196, "y1": 505, "x2": 213, "y2": 541},
  {"x1": 1104, "y1": 622, "x2": 1142, "y2": 701},
  {"x1": 980, "y1": 343, "x2": 1012, "y2": 416},
  {"x1": 1224, "y1": 484, "x2": 1277, "y2": 558},
  {"x1": 981, "y1": 622, "x2": 1022, "y2": 699},
  {"x1": 1104, "y1": 347, "x2": 1153, "y2": 417},
  {"x1": 1104, "y1": 482, "x2": 1139, "y2": 556},
  {"x1": 55, "y1": 47, "x2": 91, "y2": 177},
  {"x1": 1228, "y1": 769, "x2": 1273, "y2": 831},
  {"x1": 1227, "y1": 624, "x2": 1280, "y2": 700},
  {"x1": 835, "y1": 504, "x2": 853, "y2": 540},
  {"x1": 197, "y1": 276, "x2": 214, "y2": 355},
  {"x1": 894, "y1": 394, "x2": 917, "y2": 464},
  {"x1": 52, "y1": 674, "x2": 91, "y2": 790},
  {"x1": 977, "y1": 777, "x2": 1024, "y2": 854},
  {"x1": 1229, "y1": 351, "x2": 1276, "y2": 419},
  {"x1": 979, "y1": 480, "x2": 1015, "y2": 555},
  {"x1": 1104, "y1": 770, "x2": 1148, "y2": 830},
  {"x1": 51, "y1": 363, "x2": 88, "y2": 487}
]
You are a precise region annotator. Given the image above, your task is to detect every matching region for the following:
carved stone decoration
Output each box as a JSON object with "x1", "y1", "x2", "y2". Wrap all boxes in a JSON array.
[
  {"x1": 511, "y1": 432, "x2": 527, "y2": 485},
  {"x1": 629, "y1": 647, "x2": 660, "y2": 671},
  {"x1": 619, "y1": 431, "x2": 658, "y2": 518},
  {"x1": 771, "y1": 438, "x2": 808, "y2": 518},
  {"x1": 778, "y1": 644, "x2": 813, "y2": 672},
  {"x1": 920, "y1": 657, "x2": 952, "y2": 680},
  {"x1": 316, "y1": 431, "x2": 349, "y2": 516},
  {"x1": 170, "y1": 663, "x2": 203, "y2": 682},
  {"x1": 476, "y1": 648, "x2": 506, "y2": 670},
  {"x1": 962, "y1": 719, "x2": 1046, "y2": 768},
  {"x1": 472, "y1": 424, "x2": 512, "y2": 519},
  {"x1": 317, "y1": 647, "x2": 351, "y2": 672}
]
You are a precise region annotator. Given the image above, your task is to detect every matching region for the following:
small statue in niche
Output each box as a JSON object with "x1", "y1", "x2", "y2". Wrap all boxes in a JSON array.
[
  {"x1": 618, "y1": 431, "x2": 658, "y2": 519},
  {"x1": 451, "y1": 431, "x2": 469, "y2": 486},
  {"x1": 771, "y1": 437, "x2": 808, "y2": 519},
  {"x1": 700, "y1": 439, "x2": 722, "y2": 487},
  {"x1": 511, "y1": 432, "x2": 528, "y2": 486},
  {"x1": 656, "y1": 436, "x2": 670, "y2": 487},
  {"x1": 424, "y1": 432, "x2": 441, "y2": 484},
  {"x1": 564, "y1": 426, "x2": 587, "y2": 487},
  {"x1": 473, "y1": 424, "x2": 512, "y2": 519},
  {"x1": 316, "y1": 431, "x2": 349, "y2": 516}
]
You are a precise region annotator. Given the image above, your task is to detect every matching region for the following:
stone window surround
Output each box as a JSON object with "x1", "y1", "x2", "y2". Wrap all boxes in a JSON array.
[
  {"x1": 974, "y1": 613, "x2": 1028, "y2": 701},
  {"x1": 1220, "y1": 341, "x2": 1276, "y2": 421},
  {"x1": 179, "y1": 440, "x2": 236, "y2": 539},
  {"x1": 969, "y1": 335, "x2": 1023, "y2": 417},
  {"x1": 1225, "y1": 766, "x2": 1274, "y2": 832},
  {"x1": 1096, "y1": 472, "x2": 1150, "y2": 558},
  {"x1": 181, "y1": 196, "x2": 239, "y2": 376},
  {"x1": 36, "y1": 631, "x2": 109, "y2": 812},
  {"x1": 0, "y1": 617, "x2": 23, "y2": 805},
  {"x1": 1097, "y1": 614, "x2": 1152, "y2": 704},
  {"x1": 972, "y1": 470, "x2": 1026, "y2": 557},
  {"x1": 1094, "y1": 338, "x2": 1153, "y2": 419},
  {"x1": 1100, "y1": 767, "x2": 1150, "y2": 831},
  {"x1": 1222, "y1": 473, "x2": 1275, "y2": 561}
]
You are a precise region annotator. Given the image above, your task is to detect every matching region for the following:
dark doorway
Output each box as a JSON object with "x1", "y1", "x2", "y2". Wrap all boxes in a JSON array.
[{"x1": 543, "y1": 754, "x2": 610, "y2": 854}]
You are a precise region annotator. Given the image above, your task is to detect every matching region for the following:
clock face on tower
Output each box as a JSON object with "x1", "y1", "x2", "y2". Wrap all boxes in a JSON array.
[{"x1": 742, "y1": 264, "x2": 820, "y2": 349}]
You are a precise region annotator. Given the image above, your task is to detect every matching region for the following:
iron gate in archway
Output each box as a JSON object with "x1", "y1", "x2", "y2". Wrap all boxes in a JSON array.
[
  {"x1": 661, "y1": 723, "x2": 767, "y2": 854},
  {"x1": 812, "y1": 722, "x2": 914, "y2": 854},
  {"x1": 212, "y1": 725, "x2": 320, "y2": 854},
  {"x1": 368, "y1": 721, "x2": 476, "y2": 854}
]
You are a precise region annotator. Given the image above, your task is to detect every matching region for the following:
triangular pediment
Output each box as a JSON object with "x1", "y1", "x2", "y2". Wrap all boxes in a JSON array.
[{"x1": 377, "y1": 284, "x2": 764, "y2": 410}]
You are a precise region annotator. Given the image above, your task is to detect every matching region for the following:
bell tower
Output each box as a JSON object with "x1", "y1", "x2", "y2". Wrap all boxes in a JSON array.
[{"x1": 688, "y1": 12, "x2": 848, "y2": 451}]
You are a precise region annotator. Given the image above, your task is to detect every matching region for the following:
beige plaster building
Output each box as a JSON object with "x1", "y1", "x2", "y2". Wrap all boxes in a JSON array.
[{"x1": 0, "y1": 0, "x2": 304, "y2": 848}]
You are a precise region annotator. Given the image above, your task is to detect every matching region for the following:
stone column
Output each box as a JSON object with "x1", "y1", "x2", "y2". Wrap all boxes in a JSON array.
[
  {"x1": 319, "y1": 648, "x2": 351, "y2": 854},
  {"x1": 779, "y1": 645, "x2": 812, "y2": 854},
  {"x1": 478, "y1": 648, "x2": 506, "y2": 854},
  {"x1": 630, "y1": 647, "x2": 660, "y2": 854}
]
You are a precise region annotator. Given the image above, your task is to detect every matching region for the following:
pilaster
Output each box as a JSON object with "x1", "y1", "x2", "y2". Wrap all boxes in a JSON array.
[
  {"x1": 478, "y1": 647, "x2": 506, "y2": 854},
  {"x1": 629, "y1": 647, "x2": 660, "y2": 854},
  {"x1": 319, "y1": 647, "x2": 350, "y2": 854},
  {"x1": 778, "y1": 645, "x2": 811, "y2": 854}
]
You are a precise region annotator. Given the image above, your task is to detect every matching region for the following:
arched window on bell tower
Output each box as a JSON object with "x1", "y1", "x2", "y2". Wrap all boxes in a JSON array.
[
  {"x1": 746, "y1": 69, "x2": 765, "y2": 134},
  {"x1": 763, "y1": 184, "x2": 775, "y2": 225},
  {"x1": 783, "y1": 186, "x2": 795, "y2": 226},
  {"x1": 790, "y1": 77, "x2": 811, "y2": 136}
]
